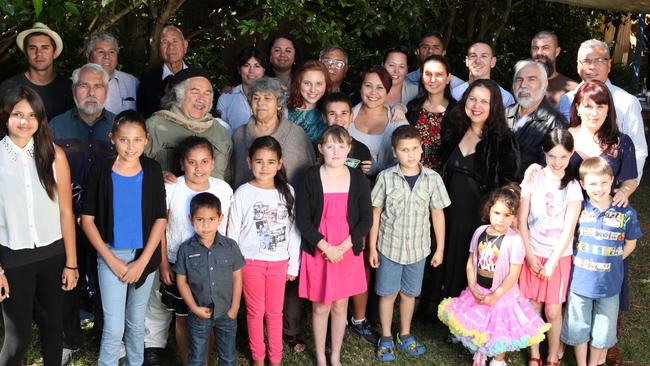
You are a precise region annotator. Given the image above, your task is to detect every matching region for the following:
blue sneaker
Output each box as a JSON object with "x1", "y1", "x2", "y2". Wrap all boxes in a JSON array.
[
  {"x1": 375, "y1": 338, "x2": 396, "y2": 362},
  {"x1": 348, "y1": 317, "x2": 380, "y2": 345},
  {"x1": 396, "y1": 334, "x2": 427, "y2": 356}
]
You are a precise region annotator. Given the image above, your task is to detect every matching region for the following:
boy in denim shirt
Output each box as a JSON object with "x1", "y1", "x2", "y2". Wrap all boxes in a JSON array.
[
  {"x1": 369, "y1": 125, "x2": 450, "y2": 361},
  {"x1": 561, "y1": 157, "x2": 641, "y2": 366},
  {"x1": 175, "y1": 193, "x2": 244, "y2": 366}
]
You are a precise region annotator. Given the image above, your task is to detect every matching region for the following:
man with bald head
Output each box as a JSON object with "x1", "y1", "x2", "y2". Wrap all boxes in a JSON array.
[
  {"x1": 530, "y1": 31, "x2": 578, "y2": 108},
  {"x1": 137, "y1": 25, "x2": 189, "y2": 118},
  {"x1": 451, "y1": 41, "x2": 515, "y2": 107},
  {"x1": 505, "y1": 59, "x2": 566, "y2": 178}
]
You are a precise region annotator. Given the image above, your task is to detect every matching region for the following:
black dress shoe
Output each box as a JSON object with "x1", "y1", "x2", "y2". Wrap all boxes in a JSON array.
[{"x1": 143, "y1": 347, "x2": 164, "y2": 366}]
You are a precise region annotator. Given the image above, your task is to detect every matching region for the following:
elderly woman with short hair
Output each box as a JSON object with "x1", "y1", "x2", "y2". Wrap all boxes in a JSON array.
[{"x1": 231, "y1": 76, "x2": 316, "y2": 189}]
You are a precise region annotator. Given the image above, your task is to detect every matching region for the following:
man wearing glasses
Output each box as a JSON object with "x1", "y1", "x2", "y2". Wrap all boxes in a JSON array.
[
  {"x1": 405, "y1": 31, "x2": 464, "y2": 90},
  {"x1": 319, "y1": 45, "x2": 360, "y2": 105},
  {"x1": 559, "y1": 39, "x2": 647, "y2": 180}
]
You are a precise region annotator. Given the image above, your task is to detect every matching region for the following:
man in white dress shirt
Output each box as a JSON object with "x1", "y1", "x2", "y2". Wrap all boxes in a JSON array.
[
  {"x1": 86, "y1": 33, "x2": 139, "y2": 114},
  {"x1": 558, "y1": 39, "x2": 647, "y2": 182}
]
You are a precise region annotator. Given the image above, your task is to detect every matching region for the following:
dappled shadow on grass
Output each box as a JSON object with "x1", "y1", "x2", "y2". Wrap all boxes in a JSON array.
[{"x1": 3, "y1": 186, "x2": 650, "y2": 365}]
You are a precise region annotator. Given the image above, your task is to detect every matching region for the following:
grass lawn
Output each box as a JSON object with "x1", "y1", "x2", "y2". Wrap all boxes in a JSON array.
[{"x1": 10, "y1": 183, "x2": 650, "y2": 365}]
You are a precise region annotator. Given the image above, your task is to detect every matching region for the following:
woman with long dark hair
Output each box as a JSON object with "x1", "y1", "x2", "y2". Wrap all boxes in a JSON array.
[
  {"x1": 438, "y1": 79, "x2": 520, "y2": 307},
  {"x1": 406, "y1": 55, "x2": 455, "y2": 172},
  {"x1": 0, "y1": 86, "x2": 77, "y2": 365}
]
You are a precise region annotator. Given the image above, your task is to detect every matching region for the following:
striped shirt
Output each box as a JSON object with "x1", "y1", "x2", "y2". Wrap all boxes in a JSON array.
[{"x1": 371, "y1": 164, "x2": 450, "y2": 264}]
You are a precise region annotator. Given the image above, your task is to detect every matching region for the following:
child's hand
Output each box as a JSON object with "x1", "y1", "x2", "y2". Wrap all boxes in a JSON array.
[
  {"x1": 541, "y1": 260, "x2": 556, "y2": 280},
  {"x1": 480, "y1": 293, "x2": 498, "y2": 306},
  {"x1": 159, "y1": 262, "x2": 174, "y2": 286},
  {"x1": 121, "y1": 259, "x2": 147, "y2": 284},
  {"x1": 430, "y1": 250, "x2": 443, "y2": 267},
  {"x1": 108, "y1": 257, "x2": 129, "y2": 279},
  {"x1": 469, "y1": 287, "x2": 484, "y2": 302},
  {"x1": 193, "y1": 306, "x2": 212, "y2": 320},
  {"x1": 368, "y1": 249, "x2": 379, "y2": 268},
  {"x1": 226, "y1": 307, "x2": 238, "y2": 320},
  {"x1": 286, "y1": 275, "x2": 296, "y2": 282},
  {"x1": 360, "y1": 160, "x2": 372, "y2": 174},
  {"x1": 163, "y1": 171, "x2": 178, "y2": 184},
  {"x1": 322, "y1": 246, "x2": 343, "y2": 263},
  {"x1": 525, "y1": 253, "x2": 542, "y2": 275}
]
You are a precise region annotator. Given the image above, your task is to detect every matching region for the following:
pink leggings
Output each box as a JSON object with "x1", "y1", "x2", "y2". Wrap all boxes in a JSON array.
[{"x1": 242, "y1": 259, "x2": 289, "y2": 363}]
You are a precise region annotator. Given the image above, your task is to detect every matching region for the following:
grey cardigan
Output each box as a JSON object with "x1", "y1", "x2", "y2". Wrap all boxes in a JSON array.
[{"x1": 231, "y1": 116, "x2": 316, "y2": 188}]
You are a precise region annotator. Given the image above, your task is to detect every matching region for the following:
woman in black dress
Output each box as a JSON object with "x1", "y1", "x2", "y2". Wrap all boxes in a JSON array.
[{"x1": 438, "y1": 79, "x2": 520, "y2": 303}]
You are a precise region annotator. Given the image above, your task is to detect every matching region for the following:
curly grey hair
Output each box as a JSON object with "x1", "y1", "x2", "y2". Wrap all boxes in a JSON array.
[
  {"x1": 84, "y1": 32, "x2": 119, "y2": 59},
  {"x1": 160, "y1": 78, "x2": 214, "y2": 112},
  {"x1": 247, "y1": 77, "x2": 288, "y2": 118}
]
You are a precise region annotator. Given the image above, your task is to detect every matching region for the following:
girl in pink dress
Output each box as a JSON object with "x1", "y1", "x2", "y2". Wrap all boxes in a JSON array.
[
  {"x1": 297, "y1": 126, "x2": 373, "y2": 366},
  {"x1": 438, "y1": 186, "x2": 550, "y2": 366}
]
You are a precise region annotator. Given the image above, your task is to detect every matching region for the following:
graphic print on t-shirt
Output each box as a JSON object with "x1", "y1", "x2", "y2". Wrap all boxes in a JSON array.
[
  {"x1": 477, "y1": 232, "x2": 504, "y2": 273},
  {"x1": 253, "y1": 202, "x2": 288, "y2": 255}
]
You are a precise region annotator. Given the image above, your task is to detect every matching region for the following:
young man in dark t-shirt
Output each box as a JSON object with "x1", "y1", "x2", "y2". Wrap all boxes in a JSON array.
[
  {"x1": 0, "y1": 23, "x2": 73, "y2": 124},
  {"x1": 321, "y1": 92, "x2": 373, "y2": 175}
]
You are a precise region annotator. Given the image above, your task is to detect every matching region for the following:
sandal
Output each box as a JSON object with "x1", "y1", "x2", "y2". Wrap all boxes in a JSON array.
[
  {"x1": 375, "y1": 339, "x2": 396, "y2": 362},
  {"x1": 546, "y1": 361, "x2": 560, "y2": 366},
  {"x1": 283, "y1": 335, "x2": 306, "y2": 353},
  {"x1": 529, "y1": 358, "x2": 542, "y2": 366},
  {"x1": 396, "y1": 334, "x2": 427, "y2": 356}
]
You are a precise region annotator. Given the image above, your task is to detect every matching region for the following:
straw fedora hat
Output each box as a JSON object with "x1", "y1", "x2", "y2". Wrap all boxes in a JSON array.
[{"x1": 16, "y1": 22, "x2": 63, "y2": 58}]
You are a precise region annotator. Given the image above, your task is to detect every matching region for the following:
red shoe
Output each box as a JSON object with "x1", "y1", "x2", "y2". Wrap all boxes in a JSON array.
[{"x1": 605, "y1": 346, "x2": 623, "y2": 366}]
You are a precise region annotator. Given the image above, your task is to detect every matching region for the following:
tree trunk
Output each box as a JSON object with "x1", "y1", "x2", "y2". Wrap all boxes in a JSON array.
[{"x1": 147, "y1": 0, "x2": 187, "y2": 66}]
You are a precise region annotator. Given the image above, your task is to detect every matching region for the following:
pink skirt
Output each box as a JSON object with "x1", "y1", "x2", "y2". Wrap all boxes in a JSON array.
[
  {"x1": 519, "y1": 255, "x2": 572, "y2": 304},
  {"x1": 298, "y1": 192, "x2": 367, "y2": 305},
  {"x1": 438, "y1": 286, "x2": 551, "y2": 356}
]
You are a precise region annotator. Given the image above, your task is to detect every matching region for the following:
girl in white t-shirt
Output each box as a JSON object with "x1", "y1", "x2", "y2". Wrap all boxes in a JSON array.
[
  {"x1": 227, "y1": 136, "x2": 301, "y2": 366},
  {"x1": 518, "y1": 129, "x2": 582, "y2": 366},
  {"x1": 153, "y1": 136, "x2": 233, "y2": 364}
]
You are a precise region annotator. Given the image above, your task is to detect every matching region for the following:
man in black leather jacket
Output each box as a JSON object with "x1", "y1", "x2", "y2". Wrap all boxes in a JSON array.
[{"x1": 505, "y1": 59, "x2": 567, "y2": 180}]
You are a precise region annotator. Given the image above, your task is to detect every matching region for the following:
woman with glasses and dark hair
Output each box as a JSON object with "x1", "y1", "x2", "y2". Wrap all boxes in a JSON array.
[
  {"x1": 0, "y1": 85, "x2": 77, "y2": 365},
  {"x1": 217, "y1": 47, "x2": 269, "y2": 134}
]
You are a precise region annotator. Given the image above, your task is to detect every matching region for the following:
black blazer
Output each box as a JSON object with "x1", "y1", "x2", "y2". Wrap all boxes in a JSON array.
[
  {"x1": 81, "y1": 156, "x2": 167, "y2": 287},
  {"x1": 137, "y1": 63, "x2": 167, "y2": 119},
  {"x1": 296, "y1": 166, "x2": 372, "y2": 256},
  {"x1": 441, "y1": 127, "x2": 520, "y2": 194}
]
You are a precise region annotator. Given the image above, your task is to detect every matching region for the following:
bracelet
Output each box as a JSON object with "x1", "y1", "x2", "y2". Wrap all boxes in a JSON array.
[{"x1": 65, "y1": 265, "x2": 78, "y2": 270}]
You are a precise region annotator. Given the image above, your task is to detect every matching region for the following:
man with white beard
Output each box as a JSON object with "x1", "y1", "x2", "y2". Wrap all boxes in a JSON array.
[
  {"x1": 49, "y1": 63, "x2": 116, "y2": 365},
  {"x1": 505, "y1": 59, "x2": 567, "y2": 179}
]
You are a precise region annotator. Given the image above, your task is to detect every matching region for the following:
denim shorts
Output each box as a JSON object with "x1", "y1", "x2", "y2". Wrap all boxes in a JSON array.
[
  {"x1": 375, "y1": 251, "x2": 426, "y2": 297},
  {"x1": 561, "y1": 291, "x2": 619, "y2": 349}
]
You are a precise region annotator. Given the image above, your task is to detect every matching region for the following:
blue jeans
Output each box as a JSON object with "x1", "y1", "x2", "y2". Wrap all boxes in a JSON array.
[
  {"x1": 97, "y1": 249, "x2": 155, "y2": 366},
  {"x1": 187, "y1": 312, "x2": 237, "y2": 366}
]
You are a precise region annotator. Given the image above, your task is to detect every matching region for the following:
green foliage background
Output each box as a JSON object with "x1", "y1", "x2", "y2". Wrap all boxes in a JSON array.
[{"x1": 0, "y1": 0, "x2": 629, "y2": 90}]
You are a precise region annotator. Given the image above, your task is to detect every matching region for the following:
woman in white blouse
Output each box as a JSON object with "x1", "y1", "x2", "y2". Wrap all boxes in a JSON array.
[{"x1": 0, "y1": 86, "x2": 77, "y2": 365}]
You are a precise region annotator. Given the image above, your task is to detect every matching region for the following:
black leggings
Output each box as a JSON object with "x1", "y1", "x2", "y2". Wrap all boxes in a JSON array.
[{"x1": 0, "y1": 253, "x2": 65, "y2": 366}]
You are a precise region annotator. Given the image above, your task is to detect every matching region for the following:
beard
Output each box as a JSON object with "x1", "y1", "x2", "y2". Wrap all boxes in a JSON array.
[
  {"x1": 516, "y1": 88, "x2": 543, "y2": 108},
  {"x1": 76, "y1": 96, "x2": 103, "y2": 116},
  {"x1": 534, "y1": 56, "x2": 555, "y2": 77}
]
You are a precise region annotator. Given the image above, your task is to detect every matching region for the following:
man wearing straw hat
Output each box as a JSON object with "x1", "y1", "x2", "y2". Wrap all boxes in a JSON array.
[{"x1": 0, "y1": 22, "x2": 74, "y2": 121}]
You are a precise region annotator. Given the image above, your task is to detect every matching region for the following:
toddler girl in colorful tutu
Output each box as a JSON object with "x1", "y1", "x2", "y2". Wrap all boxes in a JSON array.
[{"x1": 438, "y1": 185, "x2": 551, "y2": 366}]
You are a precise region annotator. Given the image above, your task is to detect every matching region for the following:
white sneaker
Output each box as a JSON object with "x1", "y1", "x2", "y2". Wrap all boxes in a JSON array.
[
  {"x1": 489, "y1": 360, "x2": 507, "y2": 366},
  {"x1": 61, "y1": 348, "x2": 76, "y2": 366}
]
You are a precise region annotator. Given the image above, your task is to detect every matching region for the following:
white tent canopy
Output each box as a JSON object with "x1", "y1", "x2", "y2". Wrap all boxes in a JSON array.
[{"x1": 548, "y1": 0, "x2": 650, "y2": 13}]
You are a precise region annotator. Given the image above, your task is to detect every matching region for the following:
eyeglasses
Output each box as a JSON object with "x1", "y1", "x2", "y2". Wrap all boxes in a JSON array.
[
  {"x1": 578, "y1": 57, "x2": 609, "y2": 66},
  {"x1": 10, "y1": 112, "x2": 37, "y2": 122},
  {"x1": 320, "y1": 58, "x2": 346, "y2": 70}
]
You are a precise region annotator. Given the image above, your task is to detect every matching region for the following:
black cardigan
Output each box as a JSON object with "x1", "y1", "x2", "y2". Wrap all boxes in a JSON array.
[
  {"x1": 296, "y1": 166, "x2": 373, "y2": 256},
  {"x1": 440, "y1": 127, "x2": 520, "y2": 195},
  {"x1": 81, "y1": 156, "x2": 167, "y2": 287}
]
